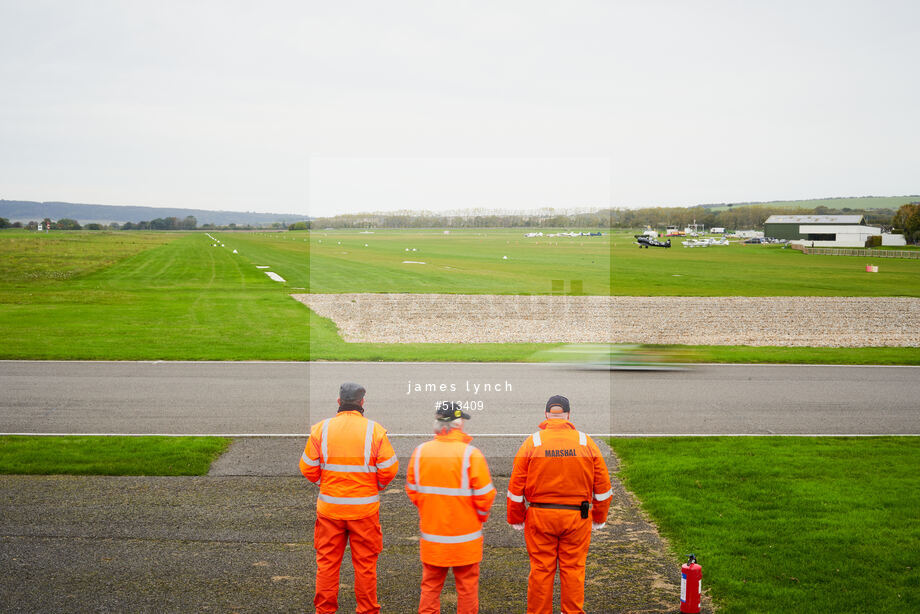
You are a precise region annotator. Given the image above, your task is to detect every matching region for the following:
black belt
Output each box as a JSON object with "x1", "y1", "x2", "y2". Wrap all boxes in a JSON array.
[{"x1": 529, "y1": 501, "x2": 590, "y2": 518}]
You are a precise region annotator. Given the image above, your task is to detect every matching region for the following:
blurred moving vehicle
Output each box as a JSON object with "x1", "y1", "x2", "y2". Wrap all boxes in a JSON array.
[{"x1": 535, "y1": 344, "x2": 691, "y2": 371}]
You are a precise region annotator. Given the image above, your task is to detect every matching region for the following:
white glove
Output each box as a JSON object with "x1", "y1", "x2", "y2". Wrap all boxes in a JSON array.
[
  {"x1": 511, "y1": 523, "x2": 524, "y2": 531},
  {"x1": 592, "y1": 522, "x2": 606, "y2": 531}
]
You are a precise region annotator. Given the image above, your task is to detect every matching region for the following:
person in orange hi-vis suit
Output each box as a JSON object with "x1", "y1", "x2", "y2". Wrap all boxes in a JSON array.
[
  {"x1": 406, "y1": 401, "x2": 496, "y2": 614},
  {"x1": 506, "y1": 395, "x2": 613, "y2": 614},
  {"x1": 299, "y1": 382, "x2": 399, "y2": 614}
]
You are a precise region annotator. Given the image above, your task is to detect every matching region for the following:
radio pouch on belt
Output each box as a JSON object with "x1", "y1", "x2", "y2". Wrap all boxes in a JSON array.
[{"x1": 580, "y1": 501, "x2": 590, "y2": 519}]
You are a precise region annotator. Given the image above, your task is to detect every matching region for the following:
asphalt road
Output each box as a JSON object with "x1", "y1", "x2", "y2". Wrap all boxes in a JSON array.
[{"x1": 1, "y1": 361, "x2": 918, "y2": 435}]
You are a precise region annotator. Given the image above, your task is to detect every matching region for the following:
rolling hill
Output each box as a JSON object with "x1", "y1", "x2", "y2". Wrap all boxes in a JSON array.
[
  {"x1": 700, "y1": 196, "x2": 917, "y2": 212},
  {"x1": 0, "y1": 200, "x2": 308, "y2": 226}
]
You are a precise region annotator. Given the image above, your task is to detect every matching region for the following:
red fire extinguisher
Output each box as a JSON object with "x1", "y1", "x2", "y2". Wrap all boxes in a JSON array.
[{"x1": 680, "y1": 553, "x2": 702, "y2": 613}]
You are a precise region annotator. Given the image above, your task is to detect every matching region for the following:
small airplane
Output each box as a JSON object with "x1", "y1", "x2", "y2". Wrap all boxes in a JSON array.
[{"x1": 635, "y1": 235, "x2": 671, "y2": 248}]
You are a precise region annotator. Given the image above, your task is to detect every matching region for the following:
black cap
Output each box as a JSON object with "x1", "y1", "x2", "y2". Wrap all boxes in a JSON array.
[
  {"x1": 435, "y1": 401, "x2": 471, "y2": 422},
  {"x1": 339, "y1": 382, "x2": 366, "y2": 404},
  {"x1": 545, "y1": 395, "x2": 570, "y2": 413}
]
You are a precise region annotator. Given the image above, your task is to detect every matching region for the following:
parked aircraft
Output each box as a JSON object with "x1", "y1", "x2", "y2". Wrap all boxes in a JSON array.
[
  {"x1": 635, "y1": 235, "x2": 671, "y2": 248},
  {"x1": 683, "y1": 237, "x2": 729, "y2": 248}
]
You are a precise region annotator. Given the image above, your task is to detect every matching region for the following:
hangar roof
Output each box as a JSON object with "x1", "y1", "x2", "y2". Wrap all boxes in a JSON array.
[{"x1": 765, "y1": 215, "x2": 865, "y2": 224}]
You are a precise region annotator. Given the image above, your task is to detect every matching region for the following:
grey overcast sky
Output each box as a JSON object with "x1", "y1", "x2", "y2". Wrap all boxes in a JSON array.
[{"x1": 1, "y1": 0, "x2": 917, "y2": 217}]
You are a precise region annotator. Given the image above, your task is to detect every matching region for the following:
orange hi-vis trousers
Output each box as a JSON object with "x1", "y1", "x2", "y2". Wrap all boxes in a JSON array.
[
  {"x1": 418, "y1": 562, "x2": 480, "y2": 614},
  {"x1": 524, "y1": 507, "x2": 592, "y2": 614},
  {"x1": 314, "y1": 513, "x2": 383, "y2": 614}
]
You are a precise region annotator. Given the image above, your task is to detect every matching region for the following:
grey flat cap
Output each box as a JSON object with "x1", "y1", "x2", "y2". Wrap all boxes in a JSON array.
[{"x1": 339, "y1": 382, "x2": 366, "y2": 403}]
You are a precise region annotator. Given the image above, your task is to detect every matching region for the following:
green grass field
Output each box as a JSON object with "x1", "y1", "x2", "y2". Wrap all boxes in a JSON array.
[
  {"x1": 267, "y1": 228, "x2": 611, "y2": 295},
  {"x1": 0, "y1": 435, "x2": 231, "y2": 475},
  {"x1": 609, "y1": 231, "x2": 920, "y2": 296},
  {"x1": 0, "y1": 231, "x2": 311, "y2": 359},
  {"x1": 1, "y1": 228, "x2": 918, "y2": 362},
  {"x1": 0, "y1": 229, "x2": 179, "y2": 282},
  {"x1": 298, "y1": 228, "x2": 920, "y2": 297},
  {"x1": 608, "y1": 437, "x2": 920, "y2": 613}
]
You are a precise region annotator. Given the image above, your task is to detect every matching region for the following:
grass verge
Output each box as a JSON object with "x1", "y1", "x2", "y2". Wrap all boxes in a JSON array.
[
  {"x1": 0, "y1": 436, "x2": 231, "y2": 475},
  {"x1": 607, "y1": 437, "x2": 920, "y2": 613},
  {"x1": 668, "y1": 344, "x2": 920, "y2": 366}
]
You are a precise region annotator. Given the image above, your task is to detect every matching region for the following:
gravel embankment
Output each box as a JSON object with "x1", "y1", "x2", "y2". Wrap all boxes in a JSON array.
[{"x1": 293, "y1": 294, "x2": 920, "y2": 347}]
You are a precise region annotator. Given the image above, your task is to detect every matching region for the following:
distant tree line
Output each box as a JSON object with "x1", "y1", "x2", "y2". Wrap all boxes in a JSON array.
[
  {"x1": 121, "y1": 216, "x2": 198, "y2": 230},
  {"x1": 5, "y1": 216, "x2": 199, "y2": 231},
  {"x1": 893, "y1": 203, "x2": 920, "y2": 244},
  {"x1": 305, "y1": 203, "x2": 909, "y2": 233},
  {"x1": 306, "y1": 210, "x2": 613, "y2": 229}
]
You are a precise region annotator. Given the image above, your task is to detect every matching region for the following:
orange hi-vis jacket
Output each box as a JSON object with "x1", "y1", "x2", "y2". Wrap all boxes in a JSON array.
[
  {"x1": 406, "y1": 428, "x2": 496, "y2": 567},
  {"x1": 300, "y1": 409, "x2": 399, "y2": 520},
  {"x1": 506, "y1": 420, "x2": 612, "y2": 525}
]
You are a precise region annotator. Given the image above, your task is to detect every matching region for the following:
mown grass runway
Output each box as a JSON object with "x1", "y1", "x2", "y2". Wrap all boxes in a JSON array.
[
  {"x1": 303, "y1": 228, "x2": 610, "y2": 294},
  {"x1": 274, "y1": 228, "x2": 920, "y2": 296},
  {"x1": 2, "y1": 228, "x2": 919, "y2": 361},
  {"x1": 0, "y1": 231, "x2": 311, "y2": 360},
  {"x1": 0, "y1": 230, "x2": 554, "y2": 360}
]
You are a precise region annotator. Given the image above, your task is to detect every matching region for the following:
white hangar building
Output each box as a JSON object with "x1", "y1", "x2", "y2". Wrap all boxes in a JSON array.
[{"x1": 764, "y1": 215, "x2": 906, "y2": 248}]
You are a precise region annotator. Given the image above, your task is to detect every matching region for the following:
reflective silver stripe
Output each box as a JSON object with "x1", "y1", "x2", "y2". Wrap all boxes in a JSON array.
[
  {"x1": 406, "y1": 482, "x2": 418, "y2": 491},
  {"x1": 593, "y1": 488, "x2": 613, "y2": 501},
  {"x1": 318, "y1": 417, "x2": 375, "y2": 474},
  {"x1": 420, "y1": 529, "x2": 482, "y2": 544},
  {"x1": 460, "y1": 444, "x2": 474, "y2": 491},
  {"x1": 323, "y1": 463, "x2": 375, "y2": 473},
  {"x1": 411, "y1": 484, "x2": 472, "y2": 496},
  {"x1": 320, "y1": 419, "x2": 329, "y2": 466},
  {"x1": 476, "y1": 509, "x2": 488, "y2": 517},
  {"x1": 578, "y1": 431, "x2": 587, "y2": 446},
  {"x1": 414, "y1": 443, "x2": 423, "y2": 488},
  {"x1": 471, "y1": 482, "x2": 494, "y2": 496},
  {"x1": 363, "y1": 420, "x2": 374, "y2": 468},
  {"x1": 375, "y1": 454, "x2": 397, "y2": 470},
  {"x1": 301, "y1": 452, "x2": 320, "y2": 467},
  {"x1": 532, "y1": 432, "x2": 541, "y2": 447},
  {"x1": 318, "y1": 493, "x2": 379, "y2": 505},
  {"x1": 507, "y1": 490, "x2": 524, "y2": 503}
]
